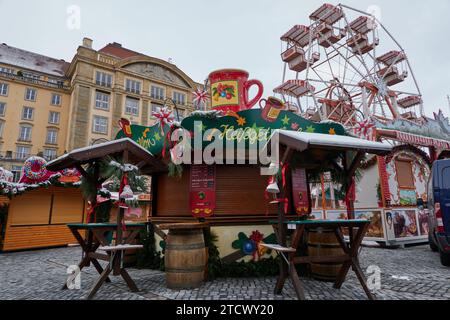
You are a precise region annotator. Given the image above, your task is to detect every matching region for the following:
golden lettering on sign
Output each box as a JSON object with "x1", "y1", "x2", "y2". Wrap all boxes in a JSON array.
[
  {"x1": 137, "y1": 136, "x2": 156, "y2": 149},
  {"x1": 219, "y1": 125, "x2": 271, "y2": 144}
]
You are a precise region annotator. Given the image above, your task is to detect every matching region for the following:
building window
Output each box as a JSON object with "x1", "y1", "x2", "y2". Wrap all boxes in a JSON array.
[
  {"x1": 11, "y1": 165, "x2": 23, "y2": 182},
  {"x1": 48, "y1": 111, "x2": 60, "y2": 125},
  {"x1": 51, "y1": 93, "x2": 61, "y2": 106},
  {"x1": 0, "y1": 121, "x2": 4, "y2": 138},
  {"x1": 95, "y1": 91, "x2": 110, "y2": 110},
  {"x1": 395, "y1": 159, "x2": 415, "y2": 189},
  {"x1": 150, "y1": 103, "x2": 162, "y2": 116},
  {"x1": 0, "y1": 83, "x2": 8, "y2": 96},
  {"x1": 95, "y1": 71, "x2": 112, "y2": 88},
  {"x1": 0, "y1": 67, "x2": 14, "y2": 74},
  {"x1": 125, "y1": 97, "x2": 139, "y2": 116},
  {"x1": 173, "y1": 91, "x2": 186, "y2": 105},
  {"x1": 25, "y1": 88, "x2": 37, "y2": 101},
  {"x1": 43, "y1": 148, "x2": 57, "y2": 160},
  {"x1": 22, "y1": 107, "x2": 34, "y2": 120},
  {"x1": 16, "y1": 146, "x2": 30, "y2": 160},
  {"x1": 125, "y1": 79, "x2": 141, "y2": 94},
  {"x1": 0, "y1": 102, "x2": 6, "y2": 116},
  {"x1": 18, "y1": 125, "x2": 32, "y2": 142},
  {"x1": 93, "y1": 116, "x2": 108, "y2": 134},
  {"x1": 46, "y1": 129, "x2": 58, "y2": 145},
  {"x1": 151, "y1": 85, "x2": 165, "y2": 100}
]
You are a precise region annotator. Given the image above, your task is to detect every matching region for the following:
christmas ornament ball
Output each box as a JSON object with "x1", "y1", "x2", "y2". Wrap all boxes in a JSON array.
[{"x1": 242, "y1": 240, "x2": 256, "y2": 255}]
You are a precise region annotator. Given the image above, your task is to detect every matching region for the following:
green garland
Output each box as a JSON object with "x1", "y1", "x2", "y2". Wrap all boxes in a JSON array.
[
  {"x1": 0, "y1": 174, "x2": 80, "y2": 199},
  {"x1": 168, "y1": 162, "x2": 183, "y2": 179},
  {"x1": 140, "y1": 227, "x2": 280, "y2": 279},
  {"x1": 136, "y1": 224, "x2": 163, "y2": 270}
]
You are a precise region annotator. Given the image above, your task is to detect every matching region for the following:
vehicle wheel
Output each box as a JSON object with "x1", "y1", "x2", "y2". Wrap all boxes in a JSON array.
[
  {"x1": 439, "y1": 251, "x2": 450, "y2": 267},
  {"x1": 429, "y1": 234, "x2": 439, "y2": 252}
]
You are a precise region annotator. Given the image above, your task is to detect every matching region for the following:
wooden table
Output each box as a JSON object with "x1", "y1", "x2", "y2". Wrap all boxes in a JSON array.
[
  {"x1": 267, "y1": 219, "x2": 374, "y2": 300},
  {"x1": 65, "y1": 223, "x2": 146, "y2": 299}
]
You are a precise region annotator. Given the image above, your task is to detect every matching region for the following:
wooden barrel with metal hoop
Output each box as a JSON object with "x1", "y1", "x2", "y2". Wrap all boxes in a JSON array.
[
  {"x1": 307, "y1": 228, "x2": 344, "y2": 282},
  {"x1": 160, "y1": 223, "x2": 208, "y2": 289}
]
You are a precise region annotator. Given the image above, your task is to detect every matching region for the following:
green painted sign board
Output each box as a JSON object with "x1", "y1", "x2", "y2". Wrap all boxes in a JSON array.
[{"x1": 115, "y1": 109, "x2": 348, "y2": 156}]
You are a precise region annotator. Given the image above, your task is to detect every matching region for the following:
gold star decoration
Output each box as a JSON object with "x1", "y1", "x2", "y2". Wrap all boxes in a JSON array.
[
  {"x1": 196, "y1": 122, "x2": 206, "y2": 132},
  {"x1": 281, "y1": 115, "x2": 290, "y2": 126},
  {"x1": 329, "y1": 128, "x2": 336, "y2": 135},
  {"x1": 236, "y1": 116, "x2": 246, "y2": 126}
]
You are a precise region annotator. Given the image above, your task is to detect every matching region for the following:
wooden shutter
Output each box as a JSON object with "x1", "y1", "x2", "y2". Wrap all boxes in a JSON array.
[
  {"x1": 215, "y1": 166, "x2": 277, "y2": 216},
  {"x1": 9, "y1": 189, "x2": 52, "y2": 226},
  {"x1": 395, "y1": 159, "x2": 415, "y2": 189},
  {"x1": 156, "y1": 168, "x2": 191, "y2": 217},
  {"x1": 51, "y1": 187, "x2": 85, "y2": 224},
  {"x1": 155, "y1": 165, "x2": 278, "y2": 217}
]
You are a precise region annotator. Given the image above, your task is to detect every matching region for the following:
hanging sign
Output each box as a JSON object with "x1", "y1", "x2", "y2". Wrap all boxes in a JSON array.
[
  {"x1": 291, "y1": 168, "x2": 310, "y2": 216},
  {"x1": 189, "y1": 164, "x2": 216, "y2": 218}
]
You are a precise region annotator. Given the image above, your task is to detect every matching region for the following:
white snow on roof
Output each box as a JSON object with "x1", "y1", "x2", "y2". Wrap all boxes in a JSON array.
[
  {"x1": 275, "y1": 130, "x2": 392, "y2": 152},
  {"x1": 47, "y1": 138, "x2": 153, "y2": 167},
  {"x1": 0, "y1": 43, "x2": 68, "y2": 77}
]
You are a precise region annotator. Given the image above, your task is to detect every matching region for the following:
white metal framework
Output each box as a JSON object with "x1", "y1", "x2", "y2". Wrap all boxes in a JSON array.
[{"x1": 275, "y1": 3, "x2": 423, "y2": 129}]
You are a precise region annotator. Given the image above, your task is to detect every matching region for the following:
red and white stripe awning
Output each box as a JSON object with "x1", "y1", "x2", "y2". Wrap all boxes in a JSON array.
[{"x1": 378, "y1": 129, "x2": 450, "y2": 149}]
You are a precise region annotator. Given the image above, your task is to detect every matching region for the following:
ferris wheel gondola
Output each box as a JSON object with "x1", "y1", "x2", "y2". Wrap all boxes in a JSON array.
[{"x1": 275, "y1": 3, "x2": 423, "y2": 132}]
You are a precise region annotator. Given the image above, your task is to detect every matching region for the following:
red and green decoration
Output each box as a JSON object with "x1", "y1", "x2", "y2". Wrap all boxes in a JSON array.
[
  {"x1": 115, "y1": 108, "x2": 348, "y2": 157},
  {"x1": 212, "y1": 83, "x2": 236, "y2": 102},
  {"x1": 231, "y1": 230, "x2": 277, "y2": 261}
]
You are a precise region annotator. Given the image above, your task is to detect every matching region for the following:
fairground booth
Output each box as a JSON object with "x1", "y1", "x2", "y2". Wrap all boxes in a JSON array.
[
  {"x1": 49, "y1": 67, "x2": 390, "y2": 299},
  {"x1": 0, "y1": 160, "x2": 84, "y2": 251}
]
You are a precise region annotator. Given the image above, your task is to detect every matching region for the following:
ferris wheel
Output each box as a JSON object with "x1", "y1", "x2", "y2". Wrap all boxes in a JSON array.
[{"x1": 274, "y1": 3, "x2": 423, "y2": 130}]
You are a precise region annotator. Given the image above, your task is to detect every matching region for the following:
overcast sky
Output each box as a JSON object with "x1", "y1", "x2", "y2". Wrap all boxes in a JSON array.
[{"x1": 1, "y1": 0, "x2": 449, "y2": 117}]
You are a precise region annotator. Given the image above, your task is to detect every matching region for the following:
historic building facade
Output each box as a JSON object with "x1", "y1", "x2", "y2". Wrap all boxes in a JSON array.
[{"x1": 0, "y1": 38, "x2": 205, "y2": 180}]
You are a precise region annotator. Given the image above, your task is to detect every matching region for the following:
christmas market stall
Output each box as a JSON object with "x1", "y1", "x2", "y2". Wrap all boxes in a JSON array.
[
  {"x1": 113, "y1": 68, "x2": 391, "y2": 288},
  {"x1": 47, "y1": 138, "x2": 165, "y2": 299},
  {"x1": 0, "y1": 157, "x2": 84, "y2": 252}
]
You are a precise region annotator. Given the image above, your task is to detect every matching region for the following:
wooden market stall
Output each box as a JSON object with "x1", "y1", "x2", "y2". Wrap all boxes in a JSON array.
[
  {"x1": 0, "y1": 159, "x2": 85, "y2": 252},
  {"x1": 47, "y1": 138, "x2": 166, "y2": 299},
  {"x1": 0, "y1": 186, "x2": 85, "y2": 251}
]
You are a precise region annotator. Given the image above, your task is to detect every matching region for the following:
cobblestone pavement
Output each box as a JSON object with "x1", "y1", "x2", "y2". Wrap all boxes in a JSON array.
[{"x1": 0, "y1": 244, "x2": 449, "y2": 300}]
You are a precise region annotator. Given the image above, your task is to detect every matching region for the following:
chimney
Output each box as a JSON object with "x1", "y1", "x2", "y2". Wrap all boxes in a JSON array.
[
  {"x1": 112, "y1": 42, "x2": 122, "y2": 47},
  {"x1": 82, "y1": 37, "x2": 93, "y2": 49}
]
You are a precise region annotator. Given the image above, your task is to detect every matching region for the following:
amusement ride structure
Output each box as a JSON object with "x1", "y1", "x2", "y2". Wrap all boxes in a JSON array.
[{"x1": 274, "y1": 3, "x2": 423, "y2": 131}]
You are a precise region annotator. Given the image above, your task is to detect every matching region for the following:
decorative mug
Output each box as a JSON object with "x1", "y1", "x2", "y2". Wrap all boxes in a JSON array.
[
  {"x1": 209, "y1": 69, "x2": 264, "y2": 113},
  {"x1": 259, "y1": 96, "x2": 286, "y2": 122},
  {"x1": 118, "y1": 118, "x2": 132, "y2": 138}
]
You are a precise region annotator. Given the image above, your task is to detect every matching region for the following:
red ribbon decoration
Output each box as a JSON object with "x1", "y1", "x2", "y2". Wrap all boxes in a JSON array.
[
  {"x1": 87, "y1": 202, "x2": 99, "y2": 223},
  {"x1": 152, "y1": 107, "x2": 174, "y2": 134},
  {"x1": 265, "y1": 162, "x2": 290, "y2": 215},
  {"x1": 118, "y1": 172, "x2": 129, "y2": 231},
  {"x1": 275, "y1": 198, "x2": 289, "y2": 215}
]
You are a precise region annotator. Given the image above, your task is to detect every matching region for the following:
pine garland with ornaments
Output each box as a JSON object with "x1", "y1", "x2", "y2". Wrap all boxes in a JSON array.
[{"x1": 0, "y1": 157, "x2": 81, "y2": 199}]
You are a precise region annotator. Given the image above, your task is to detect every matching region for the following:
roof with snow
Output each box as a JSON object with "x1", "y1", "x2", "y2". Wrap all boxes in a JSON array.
[
  {"x1": 0, "y1": 43, "x2": 69, "y2": 77},
  {"x1": 273, "y1": 130, "x2": 392, "y2": 154},
  {"x1": 262, "y1": 130, "x2": 392, "y2": 172},
  {"x1": 47, "y1": 138, "x2": 167, "y2": 175}
]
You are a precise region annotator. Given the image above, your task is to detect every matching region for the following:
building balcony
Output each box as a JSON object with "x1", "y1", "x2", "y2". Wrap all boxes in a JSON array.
[
  {"x1": 0, "y1": 151, "x2": 58, "y2": 162},
  {"x1": 0, "y1": 71, "x2": 70, "y2": 91}
]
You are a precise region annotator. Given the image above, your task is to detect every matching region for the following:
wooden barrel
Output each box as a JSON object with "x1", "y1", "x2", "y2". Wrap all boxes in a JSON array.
[
  {"x1": 164, "y1": 224, "x2": 207, "y2": 289},
  {"x1": 307, "y1": 228, "x2": 344, "y2": 282}
]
